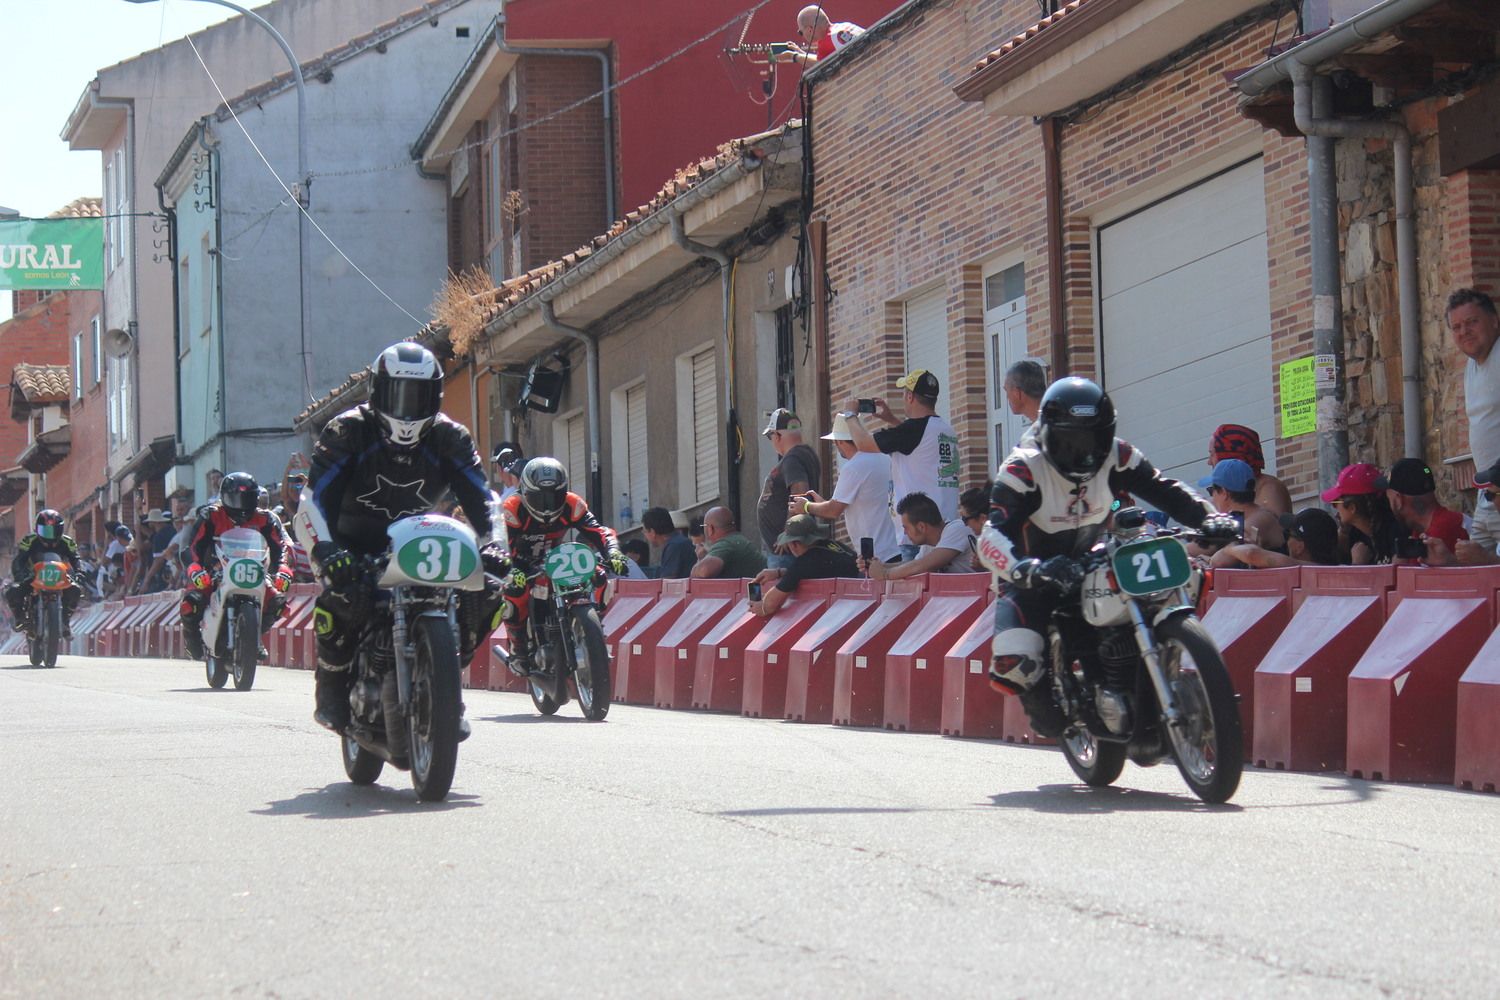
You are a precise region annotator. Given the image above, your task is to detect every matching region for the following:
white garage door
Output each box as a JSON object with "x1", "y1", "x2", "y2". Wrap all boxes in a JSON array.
[{"x1": 1099, "y1": 159, "x2": 1275, "y2": 488}]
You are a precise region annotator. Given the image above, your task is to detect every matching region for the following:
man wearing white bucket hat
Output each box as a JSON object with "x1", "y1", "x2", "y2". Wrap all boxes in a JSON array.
[{"x1": 789, "y1": 413, "x2": 901, "y2": 563}]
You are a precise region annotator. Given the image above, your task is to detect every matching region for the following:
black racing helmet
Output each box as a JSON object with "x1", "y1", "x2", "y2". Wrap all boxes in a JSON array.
[
  {"x1": 220, "y1": 472, "x2": 259, "y2": 525},
  {"x1": 35, "y1": 509, "x2": 63, "y2": 541},
  {"x1": 519, "y1": 457, "x2": 569, "y2": 522},
  {"x1": 1036, "y1": 377, "x2": 1117, "y2": 484}
]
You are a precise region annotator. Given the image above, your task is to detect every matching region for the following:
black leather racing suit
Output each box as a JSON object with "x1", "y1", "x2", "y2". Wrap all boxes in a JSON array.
[{"x1": 304, "y1": 405, "x2": 502, "y2": 670}]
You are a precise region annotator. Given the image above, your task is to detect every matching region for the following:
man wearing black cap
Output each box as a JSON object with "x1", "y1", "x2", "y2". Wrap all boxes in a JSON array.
[
  {"x1": 1209, "y1": 508, "x2": 1343, "y2": 568},
  {"x1": 758, "y1": 409, "x2": 821, "y2": 569},
  {"x1": 1378, "y1": 458, "x2": 1467, "y2": 561},
  {"x1": 843, "y1": 368, "x2": 961, "y2": 560}
]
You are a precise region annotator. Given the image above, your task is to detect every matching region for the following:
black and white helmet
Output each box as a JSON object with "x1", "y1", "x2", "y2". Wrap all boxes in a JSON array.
[
  {"x1": 1036, "y1": 377, "x2": 1117, "y2": 484},
  {"x1": 519, "y1": 457, "x2": 569, "y2": 522},
  {"x1": 370, "y1": 343, "x2": 443, "y2": 448}
]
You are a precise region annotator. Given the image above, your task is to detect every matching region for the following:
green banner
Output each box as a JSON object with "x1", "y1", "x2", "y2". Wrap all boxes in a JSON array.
[
  {"x1": 0, "y1": 218, "x2": 104, "y2": 290},
  {"x1": 1279, "y1": 356, "x2": 1316, "y2": 438}
]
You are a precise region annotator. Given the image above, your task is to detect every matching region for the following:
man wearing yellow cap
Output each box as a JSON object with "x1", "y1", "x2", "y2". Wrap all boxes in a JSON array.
[{"x1": 843, "y1": 369, "x2": 960, "y2": 561}]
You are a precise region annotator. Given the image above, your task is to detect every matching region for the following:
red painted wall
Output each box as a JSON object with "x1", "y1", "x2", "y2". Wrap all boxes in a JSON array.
[{"x1": 504, "y1": 0, "x2": 902, "y2": 211}]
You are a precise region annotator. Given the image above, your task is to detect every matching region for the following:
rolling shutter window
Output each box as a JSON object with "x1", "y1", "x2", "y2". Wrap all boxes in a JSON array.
[
  {"x1": 625, "y1": 383, "x2": 649, "y2": 527},
  {"x1": 691, "y1": 348, "x2": 718, "y2": 504},
  {"x1": 904, "y1": 287, "x2": 950, "y2": 389},
  {"x1": 564, "y1": 413, "x2": 586, "y2": 491}
]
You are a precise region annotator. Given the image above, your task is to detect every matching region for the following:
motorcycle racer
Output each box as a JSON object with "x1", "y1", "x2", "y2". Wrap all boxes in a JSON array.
[
  {"x1": 496, "y1": 457, "x2": 628, "y2": 675},
  {"x1": 975, "y1": 377, "x2": 1237, "y2": 736},
  {"x1": 6, "y1": 510, "x2": 82, "y2": 638},
  {"x1": 300, "y1": 342, "x2": 505, "y2": 733},
  {"x1": 179, "y1": 472, "x2": 293, "y2": 661}
]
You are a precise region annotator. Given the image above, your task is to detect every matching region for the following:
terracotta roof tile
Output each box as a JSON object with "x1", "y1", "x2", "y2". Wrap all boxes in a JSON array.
[
  {"x1": 12, "y1": 364, "x2": 72, "y2": 405},
  {"x1": 47, "y1": 197, "x2": 103, "y2": 219},
  {"x1": 970, "y1": 0, "x2": 1088, "y2": 74}
]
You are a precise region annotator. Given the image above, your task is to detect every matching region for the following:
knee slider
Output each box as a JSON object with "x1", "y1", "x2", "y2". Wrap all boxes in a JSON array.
[{"x1": 989, "y1": 629, "x2": 1046, "y2": 693}]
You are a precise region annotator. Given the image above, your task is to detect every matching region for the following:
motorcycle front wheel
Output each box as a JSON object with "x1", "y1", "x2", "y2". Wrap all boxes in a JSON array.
[
  {"x1": 408, "y1": 617, "x2": 461, "y2": 802},
  {"x1": 342, "y1": 732, "x2": 383, "y2": 785},
  {"x1": 231, "y1": 603, "x2": 259, "y2": 691},
  {"x1": 569, "y1": 606, "x2": 611, "y2": 721},
  {"x1": 41, "y1": 597, "x2": 61, "y2": 668},
  {"x1": 1156, "y1": 615, "x2": 1243, "y2": 805}
]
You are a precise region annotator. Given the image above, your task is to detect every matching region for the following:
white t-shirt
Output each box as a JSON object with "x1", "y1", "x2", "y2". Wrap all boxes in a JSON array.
[
  {"x1": 831, "y1": 451, "x2": 901, "y2": 562},
  {"x1": 919, "y1": 519, "x2": 977, "y2": 573},
  {"x1": 1467, "y1": 349, "x2": 1500, "y2": 471},
  {"x1": 875, "y1": 414, "x2": 962, "y2": 528}
]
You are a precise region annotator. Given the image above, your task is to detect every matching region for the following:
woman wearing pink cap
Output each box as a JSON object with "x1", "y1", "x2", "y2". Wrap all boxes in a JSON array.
[{"x1": 1322, "y1": 463, "x2": 1401, "y2": 564}]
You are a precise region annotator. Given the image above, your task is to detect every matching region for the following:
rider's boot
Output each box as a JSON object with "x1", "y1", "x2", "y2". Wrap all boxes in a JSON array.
[
  {"x1": 1018, "y1": 685, "x2": 1068, "y2": 739},
  {"x1": 183, "y1": 619, "x2": 205, "y2": 661},
  {"x1": 313, "y1": 665, "x2": 353, "y2": 732},
  {"x1": 503, "y1": 624, "x2": 533, "y2": 678}
]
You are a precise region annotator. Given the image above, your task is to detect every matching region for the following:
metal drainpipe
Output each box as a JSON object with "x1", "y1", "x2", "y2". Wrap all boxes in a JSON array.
[
  {"x1": 495, "y1": 36, "x2": 616, "y2": 228},
  {"x1": 539, "y1": 300, "x2": 601, "y2": 507},
  {"x1": 670, "y1": 212, "x2": 739, "y2": 525},
  {"x1": 1290, "y1": 60, "x2": 1422, "y2": 465}
]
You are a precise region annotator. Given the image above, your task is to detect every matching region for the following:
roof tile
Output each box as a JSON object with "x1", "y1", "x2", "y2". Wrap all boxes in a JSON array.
[
  {"x1": 12, "y1": 364, "x2": 72, "y2": 405},
  {"x1": 970, "y1": 0, "x2": 1088, "y2": 74}
]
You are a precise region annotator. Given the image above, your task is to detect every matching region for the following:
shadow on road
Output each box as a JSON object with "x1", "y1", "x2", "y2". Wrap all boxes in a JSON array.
[
  {"x1": 481, "y1": 712, "x2": 591, "y2": 724},
  {"x1": 987, "y1": 784, "x2": 1242, "y2": 814},
  {"x1": 252, "y1": 783, "x2": 482, "y2": 819}
]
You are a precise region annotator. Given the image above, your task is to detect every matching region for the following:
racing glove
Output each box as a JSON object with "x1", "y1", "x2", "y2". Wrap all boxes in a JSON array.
[
  {"x1": 315, "y1": 546, "x2": 359, "y2": 588},
  {"x1": 271, "y1": 568, "x2": 293, "y2": 594},
  {"x1": 187, "y1": 563, "x2": 212, "y2": 590},
  {"x1": 507, "y1": 567, "x2": 529, "y2": 592},
  {"x1": 1013, "y1": 555, "x2": 1083, "y2": 596},
  {"x1": 480, "y1": 542, "x2": 511, "y2": 577},
  {"x1": 606, "y1": 549, "x2": 630, "y2": 577},
  {"x1": 1198, "y1": 514, "x2": 1241, "y2": 543}
]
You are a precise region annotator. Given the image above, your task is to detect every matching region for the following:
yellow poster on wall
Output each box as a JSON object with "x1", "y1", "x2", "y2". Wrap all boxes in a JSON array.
[{"x1": 1280, "y1": 357, "x2": 1316, "y2": 438}]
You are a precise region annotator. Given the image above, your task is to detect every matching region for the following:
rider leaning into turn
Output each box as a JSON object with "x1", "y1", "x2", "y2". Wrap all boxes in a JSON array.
[
  {"x1": 300, "y1": 342, "x2": 506, "y2": 734},
  {"x1": 179, "y1": 472, "x2": 294, "y2": 661},
  {"x1": 495, "y1": 457, "x2": 629, "y2": 675},
  {"x1": 6, "y1": 510, "x2": 82, "y2": 638},
  {"x1": 975, "y1": 377, "x2": 1237, "y2": 737}
]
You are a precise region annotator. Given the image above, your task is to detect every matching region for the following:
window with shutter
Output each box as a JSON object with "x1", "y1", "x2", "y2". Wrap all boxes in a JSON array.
[
  {"x1": 624, "y1": 383, "x2": 649, "y2": 527},
  {"x1": 691, "y1": 349, "x2": 718, "y2": 503},
  {"x1": 904, "y1": 287, "x2": 950, "y2": 390},
  {"x1": 565, "y1": 412, "x2": 586, "y2": 489}
]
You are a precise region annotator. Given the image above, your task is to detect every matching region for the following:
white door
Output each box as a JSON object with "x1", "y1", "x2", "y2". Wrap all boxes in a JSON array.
[
  {"x1": 983, "y1": 262, "x2": 1032, "y2": 469},
  {"x1": 1099, "y1": 159, "x2": 1275, "y2": 487},
  {"x1": 904, "y1": 287, "x2": 950, "y2": 394}
]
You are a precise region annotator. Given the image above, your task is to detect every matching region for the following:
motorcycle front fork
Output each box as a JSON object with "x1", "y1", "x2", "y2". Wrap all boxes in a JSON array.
[{"x1": 1127, "y1": 599, "x2": 1181, "y2": 727}]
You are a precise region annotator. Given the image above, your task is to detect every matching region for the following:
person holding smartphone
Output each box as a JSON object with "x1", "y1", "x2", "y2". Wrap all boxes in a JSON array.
[
  {"x1": 789, "y1": 414, "x2": 901, "y2": 563},
  {"x1": 1375, "y1": 458, "x2": 1468, "y2": 564},
  {"x1": 747, "y1": 515, "x2": 859, "y2": 617}
]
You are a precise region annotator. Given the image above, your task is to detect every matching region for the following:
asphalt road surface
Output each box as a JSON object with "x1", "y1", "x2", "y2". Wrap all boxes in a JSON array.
[{"x1": 2, "y1": 654, "x2": 1496, "y2": 999}]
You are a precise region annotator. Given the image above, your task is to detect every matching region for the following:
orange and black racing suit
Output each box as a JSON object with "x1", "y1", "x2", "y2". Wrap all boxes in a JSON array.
[{"x1": 499, "y1": 491, "x2": 623, "y2": 641}]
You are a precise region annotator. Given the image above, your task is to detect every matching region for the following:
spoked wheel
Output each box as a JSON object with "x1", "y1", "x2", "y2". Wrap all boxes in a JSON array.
[
  {"x1": 231, "y1": 604, "x2": 259, "y2": 691},
  {"x1": 342, "y1": 732, "x2": 383, "y2": 785},
  {"x1": 569, "y1": 607, "x2": 611, "y2": 721},
  {"x1": 41, "y1": 598, "x2": 61, "y2": 668},
  {"x1": 1060, "y1": 724, "x2": 1127, "y2": 787},
  {"x1": 205, "y1": 655, "x2": 229, "y2": 689},
  {"x1": 1156, "y1": 615, "x2": 1243, "y2": 805},
  {"x1": 408, "y1": 618, "x2": 462, "y2": 802}
]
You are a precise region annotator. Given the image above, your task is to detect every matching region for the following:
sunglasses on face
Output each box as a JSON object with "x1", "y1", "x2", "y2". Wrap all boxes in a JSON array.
[
  {"x1": 1334, "y1": 497, "x2": 1360, "y2": 508},
  {"x1": 1484, "y1": 489, "x2": 1499, "y2": 503}
]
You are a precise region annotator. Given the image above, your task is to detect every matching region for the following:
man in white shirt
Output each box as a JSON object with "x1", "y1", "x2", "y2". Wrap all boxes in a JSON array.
[
  {"x1": 1451, "y1": 288, "x2": 1500, "y2": 564},
  {"x1": 843, "y1": 368, "x2": 961, "y2": 560},
  {"x1": 792, "y1": 414, "x2": 901, "y2": 562},
  {"x1": 775, "y1": 6, "x2": 865, "y2": 65},
  {"x1": 861, "y1": 491, "x2": 976, "y2": 580}
]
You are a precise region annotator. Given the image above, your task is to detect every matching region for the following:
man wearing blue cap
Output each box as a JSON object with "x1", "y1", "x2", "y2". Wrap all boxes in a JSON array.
[{"x1": 1197, "y1": 458, "x2": 1285, "y2": 552}]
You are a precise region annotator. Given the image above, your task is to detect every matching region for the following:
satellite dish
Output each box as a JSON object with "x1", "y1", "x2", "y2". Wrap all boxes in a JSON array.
[{"x1": 104, "y1": 327, "x2": 135, "y2": 358}]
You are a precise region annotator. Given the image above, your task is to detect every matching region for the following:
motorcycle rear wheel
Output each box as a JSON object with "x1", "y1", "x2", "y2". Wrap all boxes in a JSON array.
[
  {"x1": 569, "y1": 606, "x2": 611, "y2": 721},
  {"x1": 1060, "y1": 724, "x2": 1126, "y2": 787},
  {"x1": 1156, "y1": 615, "x2": 1243, "y2": 805},
  {"x1": 408, "y1": 617, "x2": 461, "y2": 802},
  {"x1": 342, "y1": 732, "x2": 383, "y2": 785},
  {"x1": 232, "y1": 604, "x2": 259, "y2": 691}
]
